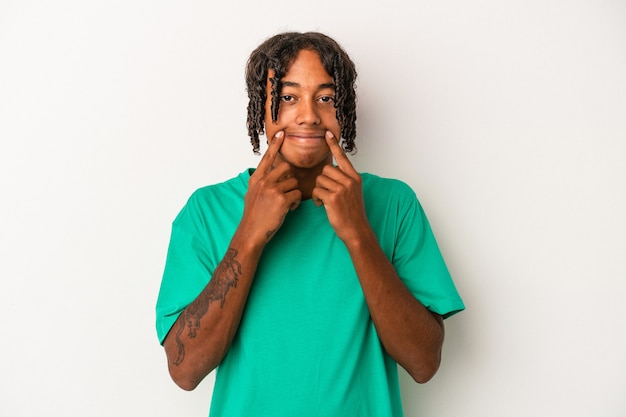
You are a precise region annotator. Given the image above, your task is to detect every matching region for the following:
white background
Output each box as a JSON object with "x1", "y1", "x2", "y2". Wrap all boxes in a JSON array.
[{"x1": 1, "y1": 1, "x2": 625, "y2": 416}]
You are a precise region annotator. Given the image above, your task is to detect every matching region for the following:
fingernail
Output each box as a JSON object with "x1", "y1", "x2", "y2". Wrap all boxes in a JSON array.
[
  {"x1": 276, "y1": 131, "x2": 284, "y2": 139},
  {"x1": 325, "y1": 131, "x2": 334, "y2": 139}
]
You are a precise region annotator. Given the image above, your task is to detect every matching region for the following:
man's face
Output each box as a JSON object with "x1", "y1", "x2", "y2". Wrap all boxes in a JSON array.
[{"x1": 264, "y1": 49, "x2": 341, "y2": 170}]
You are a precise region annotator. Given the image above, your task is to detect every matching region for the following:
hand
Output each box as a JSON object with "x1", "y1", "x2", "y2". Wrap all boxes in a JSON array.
[
  {"x1": 312, "y1": 131, "x2": 370, "y2": 244},
  {"x1": 240, "y1": 131, "x2": 302, "y2": 244}
]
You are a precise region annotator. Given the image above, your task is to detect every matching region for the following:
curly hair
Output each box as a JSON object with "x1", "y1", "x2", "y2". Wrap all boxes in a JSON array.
[{"x1": 245, "y1": 32, "x2": 358, "y2": 155}]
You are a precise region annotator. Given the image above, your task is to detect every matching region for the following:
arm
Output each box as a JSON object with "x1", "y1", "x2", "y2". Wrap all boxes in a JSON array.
[
  {"x1": 163, "y1": 131, "x2": 301, "y2": 390},
  {"x1": 342, "y1": 229, "x2": 445, "y2": 383},
  {"x1": 312, "y1": 132, "x2": 444, "y2": 383}
]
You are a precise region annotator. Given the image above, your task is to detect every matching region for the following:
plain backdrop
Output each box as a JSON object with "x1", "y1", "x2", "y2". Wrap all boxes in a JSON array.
[{"x1": 1, "y1": 1, "x2": 625, "y2": 416}]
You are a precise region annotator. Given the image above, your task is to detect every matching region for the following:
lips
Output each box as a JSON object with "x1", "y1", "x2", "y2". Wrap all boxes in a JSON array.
[
  {"x1": 286, "y1": 131, "x2": 325, "y2": 140},
  {"x1": 285, "y1": 131, "x2": 327, "y2": 146}
]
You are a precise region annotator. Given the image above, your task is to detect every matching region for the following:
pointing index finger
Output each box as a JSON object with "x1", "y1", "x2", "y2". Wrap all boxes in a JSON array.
[
  {"x1": 325, "y1": 131, "x2": 354, "y2": 173},
  {"x1": 257, "y1": 131, "x2": 284, "y2": 173}
]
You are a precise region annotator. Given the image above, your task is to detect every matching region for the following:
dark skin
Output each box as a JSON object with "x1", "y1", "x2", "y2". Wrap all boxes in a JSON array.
[{"x1": 163, "y1": 50, "x2": 444, "y2": 391}]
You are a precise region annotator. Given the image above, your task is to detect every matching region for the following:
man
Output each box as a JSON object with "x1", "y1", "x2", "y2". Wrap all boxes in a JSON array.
[{"x1": 156, "y1": 31, "x2": 464, "y2": 416}]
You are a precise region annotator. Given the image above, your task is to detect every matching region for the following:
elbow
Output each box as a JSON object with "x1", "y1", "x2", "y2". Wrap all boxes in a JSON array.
[
  {"x1": 410, "y1": 359, "x2": 440, "y2": 384},
  {"x1": 409, "y1": 313, "x2": 445, "y2": 383},
  {"x1": 162, "y1": 334, "x2": 221, "y2": 391},
  {"x1": 168, "y1": 363, "x2": 199, "y2": 391},
  {"x1": 173, "y1": 377, "x2": 199, "y2": 392},
  {"x1": 168, "y1": 361, "x2": 212, "y2": 391},
  {"x1": 402, "y1": 337, "x2": 443, "y2": 384},
  {"x1": 405, "y1": 350, "x2": 442, "y2": 384},
  {"x1": 164, "y1": 346, "x2": 219, "y2": 391}
]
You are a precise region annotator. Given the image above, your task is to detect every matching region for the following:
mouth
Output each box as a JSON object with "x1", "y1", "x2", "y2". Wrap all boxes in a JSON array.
[{"x1": 285, "y1": 131, "x2": 326, "y2": 144}]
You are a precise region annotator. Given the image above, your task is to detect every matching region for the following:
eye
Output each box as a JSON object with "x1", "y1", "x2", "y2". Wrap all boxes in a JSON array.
[
  {"x1": 318, "y1": 95, "x2": 335, "y2": 104},
  {"x1": 280, "y1": 95, "x2": 294, "y2": 102}
]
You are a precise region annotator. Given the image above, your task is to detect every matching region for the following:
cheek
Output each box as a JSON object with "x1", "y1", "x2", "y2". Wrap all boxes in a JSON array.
[
  {"x1": 264, "y1": 117, "x2": 283, "y2": 139},
  {"x1": 265, "y1": 99, "x2": 289, "y2": 125},
  {"x1": 263, "y1": 108, "x2": 279, "y2": 137},
  {"x1": 323, "y1": 115, "x2": 341, "y2": 136}
]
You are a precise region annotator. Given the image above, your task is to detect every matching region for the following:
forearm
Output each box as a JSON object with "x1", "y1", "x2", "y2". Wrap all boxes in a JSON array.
[
  {"x1": 163, "y1": 232, "x2": 264, "y2": 390},
  {"x1": 345, "y1": 227, "x2": 445, "y2": 383}
]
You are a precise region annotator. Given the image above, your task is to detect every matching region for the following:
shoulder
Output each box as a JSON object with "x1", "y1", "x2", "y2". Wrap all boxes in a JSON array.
[
  {"x1": 360, "y1": 173, "x2": 425, "y2": 222},
  {"x1": 173, "y1": 170, "x2": 250, "y2": 226},
  {"x1": 185, "y1": 170, "x2": 249, "y2": 207},
  {"x1": 190, "y1": 170, "x2": 249, "y2": 202},
  {"x1": 361, "y1": 172, "x2": 418, "y2": 201}
]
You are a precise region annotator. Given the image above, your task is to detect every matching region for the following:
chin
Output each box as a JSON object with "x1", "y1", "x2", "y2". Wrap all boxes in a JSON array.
[{"x1": 280, "y1": 150, "x2": 331, "y2": 170}]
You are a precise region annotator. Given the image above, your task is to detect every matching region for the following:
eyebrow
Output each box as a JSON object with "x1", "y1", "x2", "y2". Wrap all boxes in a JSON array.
[{"x1": 282, "y1": 81, "x2": 336, "y2": 90}]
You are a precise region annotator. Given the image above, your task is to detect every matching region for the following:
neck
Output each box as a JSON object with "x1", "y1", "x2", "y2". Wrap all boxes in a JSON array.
[{"x1": 290, "y1": 165, "x2": 324, "y2": 200}]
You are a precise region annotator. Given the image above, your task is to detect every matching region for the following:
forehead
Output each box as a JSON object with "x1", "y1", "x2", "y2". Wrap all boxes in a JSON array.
[{"x1": 269, "y1": 49, "x2": 333, "y2": 85}]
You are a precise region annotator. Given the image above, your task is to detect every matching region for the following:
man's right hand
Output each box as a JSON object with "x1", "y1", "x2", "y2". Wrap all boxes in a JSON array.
[{"x1": 239, "y1": 131, "x2": 302, "y2": 244}]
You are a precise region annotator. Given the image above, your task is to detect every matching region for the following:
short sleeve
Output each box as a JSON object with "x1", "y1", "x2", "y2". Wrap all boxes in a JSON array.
[
  {"x1": 155, "y1": 197, "x2": 216, "y2": 344},
  {"x1": 392, "y1": 185, "x2": 465, "y2": 319}
]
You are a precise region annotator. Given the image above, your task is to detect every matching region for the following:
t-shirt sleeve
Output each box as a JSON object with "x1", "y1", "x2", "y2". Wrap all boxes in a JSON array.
[
  {"x1": 155, "y1": 194, "x2": 216, "y2": 344},
  {"x1": 392, "y1": 185, "x2": 465, "y2": 319}
]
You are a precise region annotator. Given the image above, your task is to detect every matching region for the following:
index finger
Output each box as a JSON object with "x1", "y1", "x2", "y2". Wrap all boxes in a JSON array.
[
  {"x1": 257, "y1": 130, "x2": 284, "y2": 173},
  {"x1": 325, "y1": 131, "x2": 356, "y2": 173}
]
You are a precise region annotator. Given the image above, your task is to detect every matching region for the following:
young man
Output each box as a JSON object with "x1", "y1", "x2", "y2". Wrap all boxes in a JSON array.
[{"x1": 156, "y1": 31, "x2": 464, "y2": 416}]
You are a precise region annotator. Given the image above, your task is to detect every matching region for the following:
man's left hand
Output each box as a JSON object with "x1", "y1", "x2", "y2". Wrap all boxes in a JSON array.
[{"x1": 312, "y1": 131, "x2": 370, "y2": 244}]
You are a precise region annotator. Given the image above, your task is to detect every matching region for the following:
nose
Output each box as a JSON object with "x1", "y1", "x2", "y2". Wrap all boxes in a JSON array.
[{"x1": 295, "y1": 97, "x2": 320, "y2": 125}]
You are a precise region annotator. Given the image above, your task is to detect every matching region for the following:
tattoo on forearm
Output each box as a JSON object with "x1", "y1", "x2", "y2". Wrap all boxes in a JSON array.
[
  {"x1": 265, "y1": 228, "x2": 278, "y2": 240},
  {"x1": 265, "y1": 215, "x2": 286, "y2": 240},
  {"x1": 172, "y1": 248, "x2": 242, "y2": 366}
]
